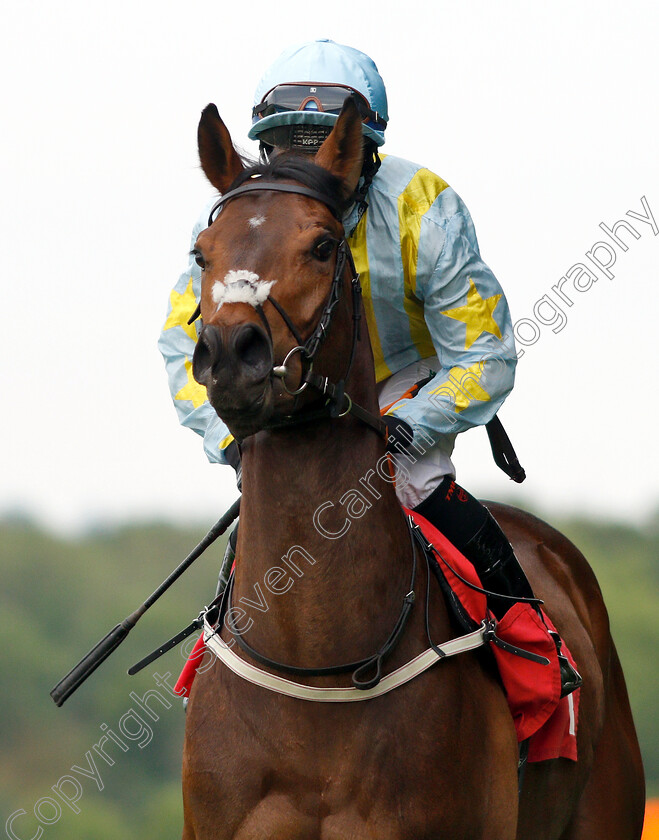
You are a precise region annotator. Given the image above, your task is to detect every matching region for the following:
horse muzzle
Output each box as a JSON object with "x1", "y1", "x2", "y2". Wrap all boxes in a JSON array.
[{"x1": 193, "y1": 322, "x2": 275, "y2": 437}]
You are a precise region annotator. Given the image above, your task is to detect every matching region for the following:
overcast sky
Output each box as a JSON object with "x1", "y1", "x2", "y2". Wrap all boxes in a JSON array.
[{"x1": 2, "y1": 0, "x2": 658, "y2": 533}]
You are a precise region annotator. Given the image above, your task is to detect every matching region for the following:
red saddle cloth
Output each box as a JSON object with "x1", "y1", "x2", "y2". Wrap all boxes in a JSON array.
[
  {"x1": 175, "y1": 509, "x2": 579, "y2": 763},
  {"x1": 405, "y1": 509, "x2": 579, "y2": 762}
]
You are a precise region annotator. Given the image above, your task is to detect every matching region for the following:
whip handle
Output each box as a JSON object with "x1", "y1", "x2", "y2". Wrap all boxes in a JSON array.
[
  {"x1": 50, "y1": 620, "x2": 134, "y2": 706},
  {"x1": 49, "y1": 497, "x2": 241, "y2": 706}
]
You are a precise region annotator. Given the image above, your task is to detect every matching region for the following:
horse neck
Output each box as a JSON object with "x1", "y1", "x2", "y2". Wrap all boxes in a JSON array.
[{"x1": 234, "y1": 339, "x2": 413, "y2": 664}]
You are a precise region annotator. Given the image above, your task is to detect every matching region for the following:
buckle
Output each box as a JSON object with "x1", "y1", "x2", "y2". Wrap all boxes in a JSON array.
[
  {"x1": 483, "y1": 618, "x2": 550, "y2": 665},
  {"x1": 482, "y1": 616, "x2": 497, "y2": 644}
]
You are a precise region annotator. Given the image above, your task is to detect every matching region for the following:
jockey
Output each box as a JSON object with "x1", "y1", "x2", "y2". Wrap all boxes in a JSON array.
[{"x1": 158, "y1": 39, "x2": 581, "y2": 696}]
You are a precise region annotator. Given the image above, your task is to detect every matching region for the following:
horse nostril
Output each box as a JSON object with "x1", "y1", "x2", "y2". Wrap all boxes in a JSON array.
[
  {"x1": 192, "y1": 325, "x2": 223, "y2": 385},
  {"x1": 232, "y1": 323, "x2": 272, "y2": 376}
]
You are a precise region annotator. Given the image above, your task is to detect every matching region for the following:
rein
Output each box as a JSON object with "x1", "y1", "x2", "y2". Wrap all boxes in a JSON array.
[
  {"x1": 219, "y1": 516, "x2": 419, "y2": 691},
  {"x1": 200, "y1": 517, "x2": 495, "y2": 702},
  {"x1": 197, "y1": 517, "x2": 549, "y2": 703}
]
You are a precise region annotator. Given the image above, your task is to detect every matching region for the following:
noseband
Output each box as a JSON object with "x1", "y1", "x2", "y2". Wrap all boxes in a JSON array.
[{"x1": 200, "y1": 177, "x2": 387, "y2": 440}]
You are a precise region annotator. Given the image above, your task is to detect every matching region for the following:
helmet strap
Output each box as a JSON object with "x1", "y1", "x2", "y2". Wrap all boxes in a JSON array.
[{"x1": 350, "y1": 139, "x2": 381, "y2": 227}]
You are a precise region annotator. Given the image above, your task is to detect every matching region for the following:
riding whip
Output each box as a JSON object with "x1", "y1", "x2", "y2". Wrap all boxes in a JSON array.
[{"x1": 49, "y1": 497, "x2": 240, "y2": 707}]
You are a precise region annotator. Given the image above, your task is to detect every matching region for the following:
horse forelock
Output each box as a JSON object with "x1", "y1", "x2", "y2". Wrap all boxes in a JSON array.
[{"x1": 226, "y1": 154, "x2": 350, "y2": 218}]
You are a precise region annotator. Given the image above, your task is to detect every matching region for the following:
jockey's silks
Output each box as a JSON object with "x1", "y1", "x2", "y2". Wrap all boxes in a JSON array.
[{"x1": 158, "y1": 154, "x2": 517, "y2": 463}]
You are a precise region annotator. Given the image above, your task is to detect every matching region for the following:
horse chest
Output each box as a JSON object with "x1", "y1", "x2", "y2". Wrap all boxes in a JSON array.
[
  {"x1": 215, "y1": 786, "x2": 515, "y2": 840},
  {"x1": 184, "y1": 661, "x2": 519, "y2": 840}
]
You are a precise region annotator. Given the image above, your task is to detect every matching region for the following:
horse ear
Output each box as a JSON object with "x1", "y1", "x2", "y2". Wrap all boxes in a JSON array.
[
  {"x1": 198, "y1": 104, "x2": 245, "y2": 193},
  {"x1": 315, "y1": 97, "x2": 364, "y2": 197}
]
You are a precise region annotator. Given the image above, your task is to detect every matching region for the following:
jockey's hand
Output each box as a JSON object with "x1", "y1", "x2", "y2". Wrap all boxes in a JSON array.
[
  {"x1": 224, "y1": 440, "x2": 242, "y2": 491},
  {"x1": 383, "y1": 415, "x2": 415, "y2": 454}
]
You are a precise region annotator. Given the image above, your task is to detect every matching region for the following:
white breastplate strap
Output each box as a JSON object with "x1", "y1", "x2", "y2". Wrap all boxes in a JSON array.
[{"x1": 202, "y1": 618, "x2": 487, "y2": 703}]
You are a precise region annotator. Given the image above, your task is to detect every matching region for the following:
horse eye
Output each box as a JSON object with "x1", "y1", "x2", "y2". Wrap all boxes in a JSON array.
[
  {"x1": 192, "y1": 250, "x2": 205, "y2": 270},
  {"x1": 313, "y1": 239, "x2": 336, "y2": 262}
]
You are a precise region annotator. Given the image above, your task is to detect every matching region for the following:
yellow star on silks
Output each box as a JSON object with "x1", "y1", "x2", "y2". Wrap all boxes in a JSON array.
[
  {"x1": 163, "y1": 276, "x2": 199, "y2": 343},
  {"x1": 440, "y1": 278, "x2": 503, "y2": 349},
  {"x1": 175, "y1": 357, "x2": 207, "y2": 409}
]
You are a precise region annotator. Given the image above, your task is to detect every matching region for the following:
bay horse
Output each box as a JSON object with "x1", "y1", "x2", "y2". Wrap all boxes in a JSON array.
[{"x1": 181, "y1": 98, "x2": 645, "y2": 839}]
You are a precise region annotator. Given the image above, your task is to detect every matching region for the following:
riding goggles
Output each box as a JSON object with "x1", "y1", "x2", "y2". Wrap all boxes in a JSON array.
[{"x1": 252, "y1": 83, "x2": 387, "y2": 131}]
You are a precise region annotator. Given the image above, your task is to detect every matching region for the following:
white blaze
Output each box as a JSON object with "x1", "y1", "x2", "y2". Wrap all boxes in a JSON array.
[
  {"x1": 248, "y1": 215, "x2": 266, "y2": 228},
  {"x1": 212, "y1": 270, "x2": 276, "y2": 310}
]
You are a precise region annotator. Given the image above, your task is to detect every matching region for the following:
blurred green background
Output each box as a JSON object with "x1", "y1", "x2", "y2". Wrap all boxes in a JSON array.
[{"x1": 1, "y1": 507, "x2": 657, "y2": 838}]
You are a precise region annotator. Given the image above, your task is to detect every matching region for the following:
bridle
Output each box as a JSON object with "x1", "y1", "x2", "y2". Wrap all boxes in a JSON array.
[
  {"x1": 196, "y1": 177, "x2": 388, "y2": 441},
  {"x1": 193, "y1": 179, "x2": 528, "y2": 482}
]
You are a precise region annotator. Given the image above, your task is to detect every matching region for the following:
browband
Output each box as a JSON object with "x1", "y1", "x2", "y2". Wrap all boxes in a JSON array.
[{"x1": 208, "y1": 179, "x2": 344, "y2": 225}]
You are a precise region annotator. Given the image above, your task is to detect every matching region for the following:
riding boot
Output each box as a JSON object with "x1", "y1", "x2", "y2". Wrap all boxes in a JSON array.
[
  {"x1": 215, "y1": 524, "x2": 238, "y2": 598},
  {"x1": 414, "y1": 478, "x2": 582, "y2": 697}
]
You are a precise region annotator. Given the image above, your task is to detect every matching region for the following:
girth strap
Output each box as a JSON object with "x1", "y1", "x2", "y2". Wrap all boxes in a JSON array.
[{"x1": 202, "y1": 616, "x2": 488, "y2": 703}]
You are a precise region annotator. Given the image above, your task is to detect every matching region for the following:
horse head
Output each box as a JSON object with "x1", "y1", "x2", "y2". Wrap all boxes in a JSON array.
[{"x1": 191, "y1": 99, "x2": 365, "y2": 441}]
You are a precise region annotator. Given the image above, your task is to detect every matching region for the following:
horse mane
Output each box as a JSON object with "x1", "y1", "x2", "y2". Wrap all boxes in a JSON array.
[{"x1": 227, "y1": 154, "x2": 351, "y2": 214}]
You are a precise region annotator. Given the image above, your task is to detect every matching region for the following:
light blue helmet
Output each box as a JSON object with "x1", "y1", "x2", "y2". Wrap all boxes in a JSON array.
[{"x1": 248, "y1": 39, "x2": 388, "y2": 149}]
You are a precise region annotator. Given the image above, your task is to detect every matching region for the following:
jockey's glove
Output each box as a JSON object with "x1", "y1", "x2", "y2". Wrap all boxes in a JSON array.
[{"x1": 383, "y1": 415, "x2": 415, "y2": 455}]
